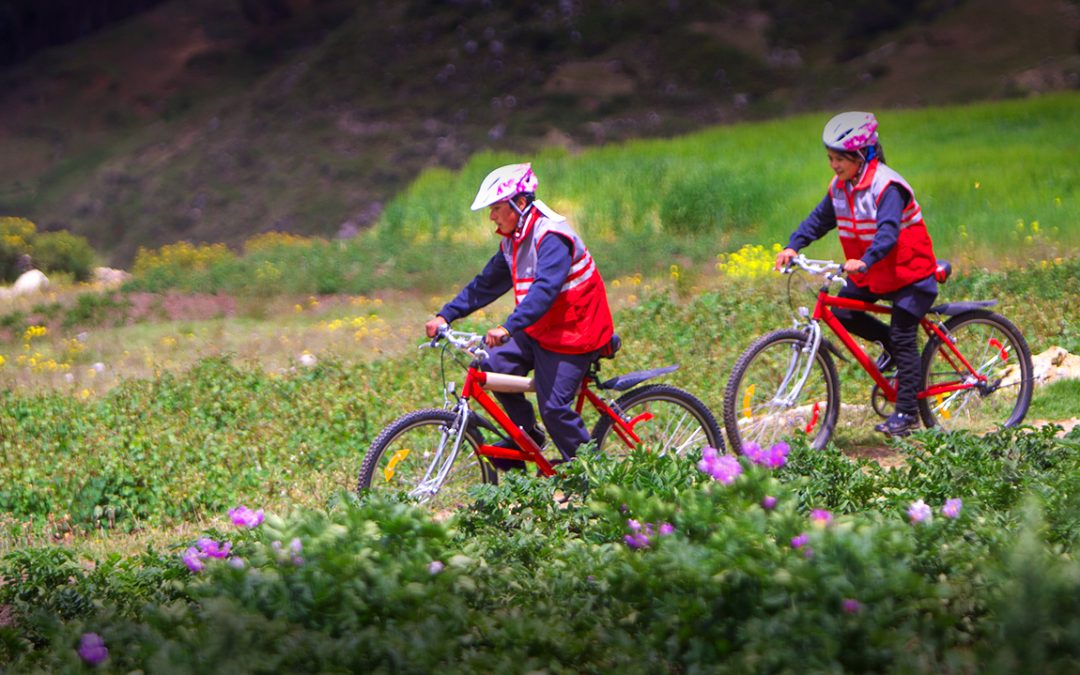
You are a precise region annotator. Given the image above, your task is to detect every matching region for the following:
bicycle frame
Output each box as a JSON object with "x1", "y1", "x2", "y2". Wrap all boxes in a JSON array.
[
  {"x1": 450, "y1": 362, "x2": 654, "y2": 478},
  {"x1": 811, "y1": 285, "x2": 992, "y2": 405}
]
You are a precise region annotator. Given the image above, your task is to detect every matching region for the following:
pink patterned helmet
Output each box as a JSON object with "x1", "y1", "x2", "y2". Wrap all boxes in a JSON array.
[
  {"x1": 470, "y1": 163, "x2": 538, "y2": 211},
  {"x1": 822, "y1": 111, "x2": 879, "y2": 153}
]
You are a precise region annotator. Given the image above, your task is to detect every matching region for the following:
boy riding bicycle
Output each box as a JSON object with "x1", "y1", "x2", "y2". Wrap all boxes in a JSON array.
[
  {"x1": 775, "y1": 112, "x2": 939, "y2": 437},
  {"x1": 424, "y1": 163, "x2": 615, "y2": 467}
]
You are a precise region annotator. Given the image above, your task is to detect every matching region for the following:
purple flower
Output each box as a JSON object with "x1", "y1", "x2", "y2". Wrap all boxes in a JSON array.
[
  {"x1": 761, "y1": 495, "x2": 778, "y2": 511},
  {"x1": 941, "y1": 498, "x2": 963, "y2": 519},
  {"x1": 810, "y1": 509, "x2": 833, "y2": 526},
  {"x1": 624, "y1": 533, "x2": 651, "y2": 550},
  {"x1": 658, "y1": 522, "x2": 675, "y2": 536},
  {"x1": 77, "y1": 632, "x2": 109, "y2": 666},
  {"x1": 767, "y1": 441, "x2": 790, "y2": 468},
  {"x1": 428, "y1": 560, "x2": 445, "y2": 575},
  {"x1": 698, "y1": 447, "x2": 742, "y2": 484},
  {"x1": 842, "y1": 598, "x2": 862, "y2": 614},
  {"x1": 197, "y1": 538, "x2": 232, "y2": 559},
  {"x1": 627, "y1": 519, "x2": 641, "y2": 532},
  {"x1": 790, "y1": 533, "x2": 809, "y2": 549},
  {"x1": 908, "y1": 499, "x2": 932, "y2": 524},
  {"x1": 228, "y1": 557, "x2": 246, "y2": 569},
  {"x1": 741, "y1": 441, "x2": 789, "y2": 468},
  {"x1": 182, "y1": 547, "x2": 205, "y2": 573},
  {"x1": 228, "y1": 505, "x2": 265, "y2": 528}
]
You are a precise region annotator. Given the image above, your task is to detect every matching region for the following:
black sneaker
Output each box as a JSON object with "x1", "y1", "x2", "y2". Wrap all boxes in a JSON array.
[
  {"x1": 874, "y1": 412, "x2": 919, "y2": 437},
  {"x1": 488, "y1": 427, "x2": 546, "y2": 471}
]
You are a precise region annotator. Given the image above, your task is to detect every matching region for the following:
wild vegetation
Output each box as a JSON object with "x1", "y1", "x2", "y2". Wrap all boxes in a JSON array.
[{"x1": 1, "y1": 0, "x2": 1075, "y2": 263}]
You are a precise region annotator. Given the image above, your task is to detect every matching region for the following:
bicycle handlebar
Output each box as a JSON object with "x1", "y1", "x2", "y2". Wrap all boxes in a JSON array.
[
  {"x1": 783, "y1": 254, "x2": 847, "y2": 287},
  {"x1": 422, "y1": 325, "x2": 490, "y2": 360}
]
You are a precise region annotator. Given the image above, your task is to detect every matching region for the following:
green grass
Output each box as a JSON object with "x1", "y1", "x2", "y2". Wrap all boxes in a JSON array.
[
  {"x1": 1030, "y1": 379, "x2": 1080, "y2": 421},
  {"x1": 374, "y1": 93, "x2": 1080, "y2": 279}
]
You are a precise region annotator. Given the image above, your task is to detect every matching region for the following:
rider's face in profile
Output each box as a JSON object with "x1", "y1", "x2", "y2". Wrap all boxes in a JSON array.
[
  {"x1": 489, "y1": 200, "x2": 520, "y2": 236},
  {"x1": 827, "y1": 150, "x2": 863, "y2": 184}
]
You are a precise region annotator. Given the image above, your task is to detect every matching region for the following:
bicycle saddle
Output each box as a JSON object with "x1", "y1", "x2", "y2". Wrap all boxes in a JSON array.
[
  {"x1": 598, "y1": 334, "x2": 621, "y2": 359},
  {"x1": 934, "y1": 260, "x2": 952, "y2": 283}
]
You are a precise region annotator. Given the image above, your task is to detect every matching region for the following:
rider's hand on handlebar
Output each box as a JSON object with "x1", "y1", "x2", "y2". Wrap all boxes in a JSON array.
[
  {"x1": 425, "y1": 315, "x2": 448, "y2": 338},
  {"x1": 775, "y1": 247, "x2": 798, "y2": 271},
  {"x1": 842, "y1": 258, "x2": 868, "y2": 275},
  {"x1": 485, "y1": 325, "x2": 510, "y2": 347}
]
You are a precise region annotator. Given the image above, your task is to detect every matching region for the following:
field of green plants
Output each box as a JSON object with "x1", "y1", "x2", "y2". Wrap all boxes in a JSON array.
[
  {"x1": 112, "y1": 93, "x2": 1080, "y2": 297},
  {"x1": 1, "y1": 255, "x2": 1079, "y2": 670},
  {"x1": 1, "y1": 93, "x2": 1079, "y2": 671}
]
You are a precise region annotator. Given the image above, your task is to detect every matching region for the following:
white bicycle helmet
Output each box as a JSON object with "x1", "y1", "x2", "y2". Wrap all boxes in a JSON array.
[
  {"x1": 470, "y1": 163, "x2": 538, "y2": 211},
  {"x1": 822, "y1": 111, "x2": 879, "y2": 153}
]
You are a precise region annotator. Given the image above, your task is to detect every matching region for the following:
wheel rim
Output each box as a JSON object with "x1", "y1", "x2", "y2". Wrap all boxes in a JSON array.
[
  {"x1": 923, "y1": 319, "x2": 1029, "y2": 432},
  {"x1": 365, "y1": 417, "x2": 488, "y2": 510},
  {"x1": 731, "y1": 337, "x2": 834, "y2": 450}
]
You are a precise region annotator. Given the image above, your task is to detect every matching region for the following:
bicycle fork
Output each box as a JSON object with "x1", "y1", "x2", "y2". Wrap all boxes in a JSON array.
[
  {"x1": 409, "y1": 405, "x2": 471, "y2": 500},
  {"x1": 773, "y1": 321, "x2": 823, "y2": 407}
]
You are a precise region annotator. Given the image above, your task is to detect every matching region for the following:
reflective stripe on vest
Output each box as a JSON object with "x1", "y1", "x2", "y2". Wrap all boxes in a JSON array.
[
  {"x1": 500, "y1": 210, "x2": 613, "y2": 354},
  {"x1": 829, "y1": 159, "x2": 937, "y2": 294}
]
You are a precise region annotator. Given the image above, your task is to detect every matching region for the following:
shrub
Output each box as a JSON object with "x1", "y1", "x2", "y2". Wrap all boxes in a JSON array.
[{"x1": 32, "y1": 230, "x2": 97, "y2": 282}]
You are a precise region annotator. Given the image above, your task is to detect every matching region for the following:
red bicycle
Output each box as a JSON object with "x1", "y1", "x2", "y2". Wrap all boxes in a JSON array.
[
  {"x1": 358, "y1": 326, "x2": 722, "y2": 509},
  {"x1": 723, "y1": 255, "x2": 1034, "y2": 452}
]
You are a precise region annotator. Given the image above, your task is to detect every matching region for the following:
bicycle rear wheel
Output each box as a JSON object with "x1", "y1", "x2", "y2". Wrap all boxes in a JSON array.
[
  {"x1": 918, "y1": 310, "x2": 1033, "y2": 433},
  {"x1": 357, "y1": 409, "x2": 496, "y2": 510},
  {"x1": 723, "y1": 329, "x2": 840, "y2": 453},
  {"x1": 591, "y1": 384, "x2": 723, "y2": 457}
]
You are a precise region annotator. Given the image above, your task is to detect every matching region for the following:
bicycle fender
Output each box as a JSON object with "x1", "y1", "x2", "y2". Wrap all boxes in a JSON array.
[
  {"x1": 598, "y1": 364, "x2": 680, "y2": 391},
  {"x1": 929, "y1": 300, "x2": 997, "y2": 315}
]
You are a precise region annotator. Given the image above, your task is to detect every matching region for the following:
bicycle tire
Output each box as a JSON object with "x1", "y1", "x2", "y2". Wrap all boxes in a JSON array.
[
  {"x1": 918, "y1": 309, "x2": 1033, "y2": 432},
  {"x1": 357, "y1": 409, "x2": 497, "y2": 510},
  {"x1": 723, "y1": 328, "x2": 841, "y2": 453},
  {"x1": 590, "y1": 383, "x2": 723, "y2": 457}
]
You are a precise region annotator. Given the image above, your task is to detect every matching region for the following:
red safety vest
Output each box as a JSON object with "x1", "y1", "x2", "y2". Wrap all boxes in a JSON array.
[
  {"x1": 501, "y1": 209, "x2": 613, "y2": 354},
  {"x1": 830, "y1": 159, "x2": 937, "y2": 294}
]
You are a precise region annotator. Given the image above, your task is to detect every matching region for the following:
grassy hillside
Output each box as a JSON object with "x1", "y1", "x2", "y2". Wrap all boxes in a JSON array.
[
  {"x1": 105, "y1": 93, "x2": 1079, "y2": 300},
  {"x1": 0, "y1": 0, "x2": 1076, "y2": 265}
]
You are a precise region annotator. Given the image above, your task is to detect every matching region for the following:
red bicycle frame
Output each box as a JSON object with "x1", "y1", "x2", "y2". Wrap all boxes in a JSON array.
[
  {"x1": 460, "y1": 365, "x2": 653, "y2": 477},
  {"x1": 814, "y1": 290, "x2": 995, "y2": 403}
]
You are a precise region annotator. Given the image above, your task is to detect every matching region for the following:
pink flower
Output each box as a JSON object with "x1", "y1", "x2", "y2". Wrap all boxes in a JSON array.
[
  {"x1": 182, "y1": 547, "x2": 205, "y2": 573},
  {"x1": 698, "y1": 447, "x2": 742, "y2": 484},
  {"x1": 228, "y1": 505, "x2": 265, "y2": 528},
  {"x1": 790, "y1": 533, "x2": 809, "y2": 549},
  {"x1": 842, "y1": 598, "x2": 862, "y2": 614},
  {"x1": 761, "y1": 495, "x2": 778, "y2": 510},
  {"x1": 810, "y1": 509, "x2": 833, "y2": 526},
  {"x1": 941, "y1": 498, "x2": 963, "y2": 519},
  {"x1": 740, "y1": 441, "x2": 790, "y2": 468},
  {"x1": 197, "y1": 538, "x2": 232, "y2": 559},
  {"x1": 907, "y1": 499, "x2": 932, "y2": 524},
  {"x1": 658, "y1": 522, "x2": 674, "y2": 536}
]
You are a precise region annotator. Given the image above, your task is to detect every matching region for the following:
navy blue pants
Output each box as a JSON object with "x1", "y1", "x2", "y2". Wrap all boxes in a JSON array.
[
  {"x1": 482, "y1": 332, "x2": 599, "y2": 460},
  {"x1": 833, "y1": 279, "x2": 937, "y2": 416}
]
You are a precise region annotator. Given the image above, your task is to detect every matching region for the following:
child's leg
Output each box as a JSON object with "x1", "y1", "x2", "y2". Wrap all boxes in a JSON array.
[
  {"x1": 889, "y1": 308, "x2": 921, "y2": 416},
  {"x1": 835, "y1": 284, "x2": 891, "y2": 350}
]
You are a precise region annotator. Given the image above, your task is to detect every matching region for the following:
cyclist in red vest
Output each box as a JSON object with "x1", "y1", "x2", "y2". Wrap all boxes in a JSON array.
[
  {"x1": 775, "y1": 112, "x2": 939, "y2": 436},
  {"x1": 425, "y1": 163, "x2": 615, "y2": 466}
]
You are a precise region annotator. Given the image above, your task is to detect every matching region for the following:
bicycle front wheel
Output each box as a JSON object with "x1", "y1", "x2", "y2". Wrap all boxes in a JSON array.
[
  {"x1": 918, "y1": 310, "x2": 1033, "y2": 433},
  {"x1": 357, "y1": 409, "x2": 496, "y2": 511},
  {"x1": 591, "y1": 384, "x2": 723, "y2": 457},
  {"x1": 723, "y1": 329, "x2": 840, "y2": 453}
]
